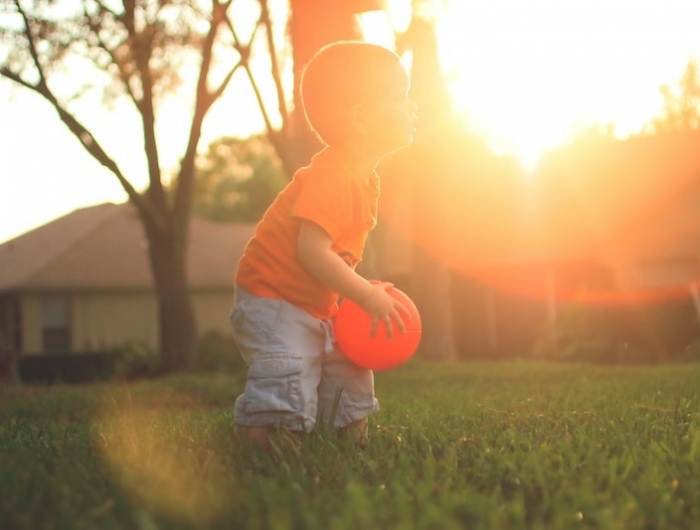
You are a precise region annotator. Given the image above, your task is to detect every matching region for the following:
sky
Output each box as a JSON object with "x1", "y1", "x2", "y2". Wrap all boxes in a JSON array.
[
  {"x1": 2, "y1": 0, "x2": 700, "y2": 244},
  {"x1": 435, "y1": 0, "x2": 700, "y2": 167},
  {"x1": 0, "y1": 69, "x2": 268, "y2": 244}
]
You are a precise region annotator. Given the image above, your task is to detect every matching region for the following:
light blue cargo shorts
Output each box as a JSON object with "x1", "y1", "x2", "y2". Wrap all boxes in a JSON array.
[{"x1": 229, "y1": 288, "x2": 380, "y2": 432}]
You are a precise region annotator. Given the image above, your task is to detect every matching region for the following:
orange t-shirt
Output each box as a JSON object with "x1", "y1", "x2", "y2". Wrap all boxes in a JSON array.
[{"x1": 235, "y1": 148, "x2": 380, "y2": 319}]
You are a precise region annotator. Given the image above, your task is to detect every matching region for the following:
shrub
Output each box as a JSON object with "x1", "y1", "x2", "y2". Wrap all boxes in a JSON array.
[
  {"x1": 532, "y1": 297, "x2": 700, "y2": 364},
  {"x1": 17, "y1": 352, "x2": 116, "y2": 384},
  {"x1": 194, "y1": 332, "x2": 244, "y2": 374},
  {"x1": 108, "y1": 342, "x2": 161, "y2": 380}
]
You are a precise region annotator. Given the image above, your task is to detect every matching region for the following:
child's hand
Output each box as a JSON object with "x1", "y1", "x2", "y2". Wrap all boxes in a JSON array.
[{"x1": 358, "y1": 282, "x2": 411, "y2": 340}]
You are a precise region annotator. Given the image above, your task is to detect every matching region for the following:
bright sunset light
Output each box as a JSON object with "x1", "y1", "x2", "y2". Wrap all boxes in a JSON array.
[
  {"x1": 365, "y1": 0, "x2": 700, "y2": 169},
  {"x1": 2, "y1": 1, "x2": 700, "y2": 244}
]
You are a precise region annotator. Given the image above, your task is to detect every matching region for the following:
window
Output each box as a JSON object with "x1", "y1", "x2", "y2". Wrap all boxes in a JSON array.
[{"x1": 41, "y1": 297, "x2": 71, "y2": 353}]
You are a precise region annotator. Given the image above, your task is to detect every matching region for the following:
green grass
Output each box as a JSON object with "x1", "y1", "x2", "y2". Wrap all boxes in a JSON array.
[{"x1": 1, "y1": 361, "x2": 700, "y2": 529}]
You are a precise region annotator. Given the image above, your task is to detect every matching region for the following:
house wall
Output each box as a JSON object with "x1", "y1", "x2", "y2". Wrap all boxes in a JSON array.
[
  {"x1": 0, "y1": 296, "x2": 17, "y2": 351},
  {"x1": 20, "y1": 296, "x2": 41, "y2": 354},
  {"x1": 71, "y1": 293, "x2": 158, "y2": 352},
  {"x1": 193, "y1": 291, "x2": 235, "y2": 337},
  {"x1": 18, "y1": 290, "x2": 234, "y2": 355}
]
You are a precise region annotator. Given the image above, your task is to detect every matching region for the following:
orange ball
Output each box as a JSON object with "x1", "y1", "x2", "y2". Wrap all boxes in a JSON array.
[{"x1": 334, "y1": 287, "x2": 422, "y2": 370}]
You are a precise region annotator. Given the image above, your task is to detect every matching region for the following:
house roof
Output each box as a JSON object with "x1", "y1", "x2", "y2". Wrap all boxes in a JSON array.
[{"x1": 0, "y1": 203, "x2": 255, "y2": 292}]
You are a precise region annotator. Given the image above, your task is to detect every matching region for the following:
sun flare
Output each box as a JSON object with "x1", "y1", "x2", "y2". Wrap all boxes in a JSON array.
[{"x1": 364, "y1": 0, "x2": 700, "y2": 169}]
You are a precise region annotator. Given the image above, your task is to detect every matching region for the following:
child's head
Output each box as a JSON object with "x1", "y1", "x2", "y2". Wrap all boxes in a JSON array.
[{"x1": 301, "y1": 41, "x2": 417, "y2": 152}]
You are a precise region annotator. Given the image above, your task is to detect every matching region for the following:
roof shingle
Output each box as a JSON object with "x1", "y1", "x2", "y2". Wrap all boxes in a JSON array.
[{"x1": 0, "y1": 203, "x2": 254, "y2": 291}]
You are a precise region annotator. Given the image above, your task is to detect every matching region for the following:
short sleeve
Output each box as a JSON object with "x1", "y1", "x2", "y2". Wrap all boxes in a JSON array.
[{"x1": 292, "y1": 168, "x2": 351, "y2": 241}]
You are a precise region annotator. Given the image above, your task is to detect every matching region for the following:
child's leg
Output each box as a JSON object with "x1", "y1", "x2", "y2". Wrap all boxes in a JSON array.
[
  {"x1": 230, "y1": 289, "x2": 326, "y2": 448},
  {"x1": 234, "y1": 425, "x2": 273, "y2": 451},
  {"x1": 317, "y1": 345, "x2": 379, "y2": 446},
  {"x1": 340, "y1": 417, "x2": 369, "y2": 447}
]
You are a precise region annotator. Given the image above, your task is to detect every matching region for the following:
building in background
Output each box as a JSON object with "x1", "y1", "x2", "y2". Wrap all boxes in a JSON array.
[{"x1": 0, "y1": 203, "x2": 253, "y2": 357}]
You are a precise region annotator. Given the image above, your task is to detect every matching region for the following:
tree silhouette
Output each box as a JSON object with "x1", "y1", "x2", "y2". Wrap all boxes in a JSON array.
[
  {"x1": 0, "y1": 0, "x2": 386, "y2": 371},
  {"x1": 0, "y1": 0, "x2": 303, "y2": 371},
  {"x1": 652, "y1": 59, "x2": 700, "y2": 132}
]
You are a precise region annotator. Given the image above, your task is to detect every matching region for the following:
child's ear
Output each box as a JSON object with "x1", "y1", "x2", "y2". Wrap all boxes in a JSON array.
[{"x1": 349, "y1": 104, "x2": 369, "y2": 135}]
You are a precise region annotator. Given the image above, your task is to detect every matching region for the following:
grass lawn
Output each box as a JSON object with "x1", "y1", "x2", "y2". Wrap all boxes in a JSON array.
[{"x1": 1, "y1": 360, "x2": 700, "y2": 529}]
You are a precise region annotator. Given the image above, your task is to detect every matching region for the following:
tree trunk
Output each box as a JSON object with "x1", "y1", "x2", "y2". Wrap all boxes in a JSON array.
[{"x1": 144, "y1": 217, "x2": 197, "y2": 372}]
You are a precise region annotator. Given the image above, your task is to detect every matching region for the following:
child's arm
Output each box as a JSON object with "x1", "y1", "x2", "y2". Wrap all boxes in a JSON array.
[{"x1": 297, "y1": 220, "x2": 408, "y2": 338}]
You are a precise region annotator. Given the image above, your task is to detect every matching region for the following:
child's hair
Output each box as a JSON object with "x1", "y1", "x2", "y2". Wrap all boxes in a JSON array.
[{"x1": 301, "y1": 41, "x2": 402, "y2": 146}]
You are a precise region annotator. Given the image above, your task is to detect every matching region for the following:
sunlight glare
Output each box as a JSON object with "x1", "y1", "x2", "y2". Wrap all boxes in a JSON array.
[
  {"x1": 435, "y1": 0, "x2": 700, "y2": 168},
  {"x1": 359, "y1": 0, "x2": 411, "y2": 48}
]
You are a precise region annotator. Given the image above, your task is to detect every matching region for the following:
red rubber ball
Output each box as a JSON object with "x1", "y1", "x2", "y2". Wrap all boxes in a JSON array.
[{"x1": 334, "y1": 287, "x2": 422, "y2": 371}]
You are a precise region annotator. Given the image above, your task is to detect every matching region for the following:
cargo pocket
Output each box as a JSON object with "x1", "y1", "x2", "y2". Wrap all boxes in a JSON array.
[
  {"x1": 241, "y1": 354, "x2": 304, "y2": 419},
  {"x1": 230, "y1": 296, "x2": 285, "y2": 363}
]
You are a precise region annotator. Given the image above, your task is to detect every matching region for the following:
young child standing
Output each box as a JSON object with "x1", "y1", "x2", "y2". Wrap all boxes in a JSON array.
[{"x1": 230, "y1": 41, "x2": 418, "y2": 450}]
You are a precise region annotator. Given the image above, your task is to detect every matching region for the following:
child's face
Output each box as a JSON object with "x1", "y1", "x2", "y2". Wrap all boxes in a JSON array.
[{"x1": 360, "y1": 63, "x2": 418, "y2": 156}]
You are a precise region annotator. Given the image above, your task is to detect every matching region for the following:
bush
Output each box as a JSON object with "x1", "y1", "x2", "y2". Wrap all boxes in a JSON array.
[
  {"x1": 108, "y1": 342, "x2": 161, "y2": 380},
  {"x1": 532, "y1": 297, "x2": 700, "y2": 364},
  {"x1": 195, "y1": 332, "x2": 244, "y2": 374},
  {"x1": 17, "y1": 352, "x2": 117, "y2": 384},
  {"x1": 677, "y1": 340, "x2": 700, "y2": 362},
  {"x1": 108, "y1": 334, "x2": 243, "y2": 379},
  {"x1": 16, "y1": 335, "x2": 242, "y2": 385}
]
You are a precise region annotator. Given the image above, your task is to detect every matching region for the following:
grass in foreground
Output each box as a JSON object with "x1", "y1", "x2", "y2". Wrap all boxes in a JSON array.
[{"x1": 1, "y1": 361, "x2": 700, "y2": 529}]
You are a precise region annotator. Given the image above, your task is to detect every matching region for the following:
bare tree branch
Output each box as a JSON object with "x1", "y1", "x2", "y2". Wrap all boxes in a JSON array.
[
  {"x1": 223, "y1": 11, "x2": 275, "y2": 141},
  {"x1": 258, "y1": 0, "x2": 289, "y2": 127},
  {"x1": 210, "y1": 61, "x2": 242, "y2": 102},
  {"x1": 1, "y1": 0, "x2": 253, "y2": 371},
  {"x1": 173, "y1": 0, "x2": 229, "y2": 223},
  {"x1": 1, "y1": 65, "x2": 153, "y2": 216},
  {"x1": 121, "y1": 3, "x2": 166, "y2": 212},
  {"x1": 0, "y1": 67, "x2": 33, "y2": 91},
  {"x1": 4, "y1": 0, "x2": 158, "y2": 225},
  {"x1": 14, "y1": 0, "x2": 46, "y2": 87},
  {"x1": 82, "y1": 3, "x2": 140, "y2": 108}
]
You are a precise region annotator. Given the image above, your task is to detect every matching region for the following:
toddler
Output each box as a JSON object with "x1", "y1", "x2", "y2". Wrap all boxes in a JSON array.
[{"x1": 231, "y1": 41, "x2": 418, "y2": 450}]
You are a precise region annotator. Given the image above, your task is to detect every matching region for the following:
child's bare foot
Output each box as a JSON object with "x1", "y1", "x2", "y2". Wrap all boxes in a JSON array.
[
  {"x1": 234, "y1": 425, "x2": 273, "y2": 451},
  {"x1": 340, "y1": 417, "x2": 368, "y2": 448},
  {"x1": 235, "y1": 425, "x2": 303, "y2": 456}
]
